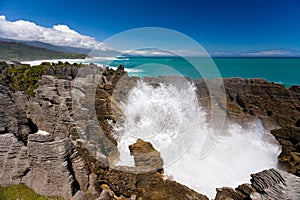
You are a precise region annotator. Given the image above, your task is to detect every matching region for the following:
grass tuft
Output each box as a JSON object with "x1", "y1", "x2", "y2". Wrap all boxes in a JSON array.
[{"x1": 0, "y1": 184, "x2": 64, "y2": 200}]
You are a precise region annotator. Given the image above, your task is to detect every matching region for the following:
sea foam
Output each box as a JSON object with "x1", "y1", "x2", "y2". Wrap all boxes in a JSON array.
[
  {"x1": 22, "y1": 58, "x2": 144, "y2": 74},
  {"x1": 113, "y1": 80, "x2": 281, "y2": 199}
]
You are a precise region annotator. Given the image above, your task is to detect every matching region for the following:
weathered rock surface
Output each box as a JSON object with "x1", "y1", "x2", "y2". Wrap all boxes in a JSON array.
[
  {"x1": 15, "y1": 75, "x2": 78, "y2": 139},
  {"x1": 271, "y1": 126, "x2": 300, "y2": 176},
  {"x1": 24, "y1": 133, "x2": 78, "y2": 199},
  {"x1": 0, "y1": 77, "x2": 90, "y2": 199},
  {"x1": 250, "y1": 168, "x2": 300, "y2": 200},
  {"x1": 75, "y1": 136, "x2": 208, "y2": 199},
  {"x1": 195, "y1": 78, "x2": 300, "y2": 129},
  {"x1": 95, "y1": 167, "x2": 208, "y2": 200},
  {"x1": 0, "y1": 134, "x2": 29, "y2": 185},
  {"x1": 0, "y1": 82, "x2": 31, "y2": 185},
  {"x1": 215, "y1": 168, "x2": 300, "y2": 200},
  {"x1": 44, "y1": 63, "x2": 80, "y2": 80},
  {"x1": 221, "y1": 79, "x2": 300, "y2": 176},
  {"x1": 196, "y1": 78, "x2": 300, "y2": 177},
  {"x1": 215, "y1": 187, "x2": 246, "y2": 200},
  {"x1": 129, "y1": 139, "x2": 164, "y2": 172},
  {"x1": 0, "y1": 81, "x2": 35, "y2": 143},
  {"x1": 1, "y1": 61, "x2": 300, "y2": 199}
]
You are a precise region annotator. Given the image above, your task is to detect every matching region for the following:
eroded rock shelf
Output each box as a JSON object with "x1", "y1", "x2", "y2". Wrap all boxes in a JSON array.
[{"x1": 0, "y1": 62, "x2": 299, "y2": 199}]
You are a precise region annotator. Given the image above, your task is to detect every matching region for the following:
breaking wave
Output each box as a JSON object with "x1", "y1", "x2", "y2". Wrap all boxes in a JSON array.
[{"x1": 113, "y1": 80, "x2": 281, "y2": 198}]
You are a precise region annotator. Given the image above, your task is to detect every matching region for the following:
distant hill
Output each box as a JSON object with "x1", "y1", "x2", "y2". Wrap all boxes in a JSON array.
[
  {"x1": 0, "y1": 38, "x2": 122, "y2": 58},
  {"x1": 0, "y1": 38, "x2": 92, "y2": 54},
  {"x1": 0, "y1": 40, "x2": 86, "y2": 61}
]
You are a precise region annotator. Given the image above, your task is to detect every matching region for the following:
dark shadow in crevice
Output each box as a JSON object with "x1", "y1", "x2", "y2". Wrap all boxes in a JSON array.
[
  {"x1": 66, "y1": 157, "x2": 80, "y2": 195},
  {"x1": 27, "y1": 118, "x2": 38, "y2": 134}
]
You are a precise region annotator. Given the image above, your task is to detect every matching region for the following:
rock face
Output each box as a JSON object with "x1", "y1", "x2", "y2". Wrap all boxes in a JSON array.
[
  {"x1": 0, "y1": 81, "x2": 34, "y2": 143},
  {"x1": 0, "y1": 65, "x2": 209, "y2": 200},
  {"x1": 95, "y1": 166, "x2": 208, "y2": 200},
  {"x1": 0, "y1": 134, "x2": 29, "y2": 185},
  {"x1": 129, "y1": 139, "x2": 164, "y2": 172},
  {"x1": 250, "y1": 169, "x2": 300, "y2": 200},
  {"x1": 222, "y1": 79, "x2": 300, "y2": 177},
  {"x1": 1, "y1": 61, "x2": 300, "y2": 199},
  {"x1": 195, "y1": 78, "x2": 300, "y2": 177},
  {"x1": 0, "y1": 82, "x2": 31, "y2": 185},
  {"x1": 24, "y1": 133, "x2": 78, "y2": 199},
  {"x1": 15, "y1": 75, "x2": 78, "y2": 139},
  {"x1": 0, "y1": 79, "x2": 89, "y2": 199},
  {"x1": 271, "y1": 126, "x2": 300, "y2": 176},
  {"x1": 216, "y1": 168, "x2": 300, "y2": 200},
  {"x1": 195, "y1": 78, "x2": 300, "y2": 129}
]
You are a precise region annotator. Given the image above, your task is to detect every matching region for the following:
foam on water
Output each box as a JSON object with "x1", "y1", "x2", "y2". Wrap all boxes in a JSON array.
[
  {"x1": 113, "y1": 80, "x2": 281, "y2": 199},
  {"x1": 22, "y1": 58, "x2": 144, "y2": 73}
]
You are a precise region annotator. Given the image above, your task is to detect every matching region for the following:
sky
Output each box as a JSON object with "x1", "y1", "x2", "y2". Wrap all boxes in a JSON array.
[{"x1": 1, "y1": 0, "x2": 300, "y2": 56}]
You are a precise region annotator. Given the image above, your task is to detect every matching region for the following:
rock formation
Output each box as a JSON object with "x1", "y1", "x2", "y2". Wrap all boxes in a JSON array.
[
  {"x1": 0, "y1": 81, "x2": 34, "y2": 143},
  {"x1": 0, "y1": 61, "x2": 300, "y2": 199},
  {"x1": 195, "y1": 78, "x2": 300, "y2": 177},
  {"x1": 24, "y1": 133, "x2": 77, "y2": 199},
  {"x1": 129, "y1": 139, "x2": 164, "y2": 172},
  {"x1": 0, "y1": 133, "x2": 29, "y2": 185},
  {"x1": 215, "y1": 168, "x2": 300, "y2": 200},
  {"x1": 271, "y1": 126, "x2": 300, "y2": 176},
  {"x1": 0, "y1": 80, "x2": 87, "y2": 199}
]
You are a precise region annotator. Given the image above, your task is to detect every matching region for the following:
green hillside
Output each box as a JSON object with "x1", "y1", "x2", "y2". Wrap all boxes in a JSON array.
[{"x1": 0, "y1": 40, "x2": 86, "y2": 61}]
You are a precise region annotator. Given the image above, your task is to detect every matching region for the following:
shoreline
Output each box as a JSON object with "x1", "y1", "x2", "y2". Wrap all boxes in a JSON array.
[
  {"x1": 0, "y1": 61, "x2": 299, "y2": 199},
  {"x1": 18, "y1": 57, "x2": 300, "y2": 88}
]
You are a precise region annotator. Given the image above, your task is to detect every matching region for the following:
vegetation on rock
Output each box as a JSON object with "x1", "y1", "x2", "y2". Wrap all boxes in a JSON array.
[
  {"x1": 0, "y1": 61, "x2": 84, "y2": 96},
  {"x1": 0, "y1": 184, "x2": 63, "y2": 200},
  {"x1": 1, "y1": 64, "x2": 46, "y2": 96}
]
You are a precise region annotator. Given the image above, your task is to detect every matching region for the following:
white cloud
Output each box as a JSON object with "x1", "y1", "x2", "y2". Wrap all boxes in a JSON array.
[
  {"x1": 0, "y1": 15, "x2": 106, "y2": 49},
  {"x1": 209, "y1": 49, "x2": 300, "y2": 57},
  {"x1": 121, "y1": 48, "x2": 209, "y2": 57},
  {"x1": 242, "y1": 49, "x2": 292, "y2": 56}
]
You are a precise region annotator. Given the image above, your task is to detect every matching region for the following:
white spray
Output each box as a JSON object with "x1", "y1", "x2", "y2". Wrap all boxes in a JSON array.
[{"x1": 113, "y1": 80, "x2": 281, "y2": 198}]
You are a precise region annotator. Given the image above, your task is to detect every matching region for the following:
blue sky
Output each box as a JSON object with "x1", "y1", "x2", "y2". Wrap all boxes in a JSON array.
[{"x1": 1, "y1": 0, "x2": 300, "y2": 56}]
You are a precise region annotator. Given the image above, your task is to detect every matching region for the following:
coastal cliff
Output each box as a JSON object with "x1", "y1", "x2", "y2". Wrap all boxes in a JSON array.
[{"x1": 0, "y1": 61, "x2": 299, "y2": 199}]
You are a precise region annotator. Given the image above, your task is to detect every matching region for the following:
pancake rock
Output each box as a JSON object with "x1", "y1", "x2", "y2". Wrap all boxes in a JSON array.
[
  {"x1": 1, "y1": 61, "x2": 300, "y2": 199},
  {"x1": 129, "y1": 139, "x2": 164, "y2": 172},
  {"x1": 215, "y1": 168, "x2": 300, "y2": 200}
]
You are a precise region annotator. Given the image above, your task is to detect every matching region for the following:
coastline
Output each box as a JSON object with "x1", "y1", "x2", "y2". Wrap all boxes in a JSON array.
[
  {"x1": 20, "y1": 57, "x2": 300, "y2": 87},
  {"x1": 0, "y1": 61, "x2": 299, "y2": 199}
]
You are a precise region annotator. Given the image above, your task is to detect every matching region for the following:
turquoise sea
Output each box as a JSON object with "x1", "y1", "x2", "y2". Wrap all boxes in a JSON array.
[{"x1": 96, "y1": 57, "x2": 300, "y2": 87}]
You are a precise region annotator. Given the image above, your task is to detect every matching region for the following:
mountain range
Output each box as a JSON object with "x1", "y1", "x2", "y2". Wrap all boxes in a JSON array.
[{"x1": 0, "y1": 38, "x2": 120, "y2": 61}]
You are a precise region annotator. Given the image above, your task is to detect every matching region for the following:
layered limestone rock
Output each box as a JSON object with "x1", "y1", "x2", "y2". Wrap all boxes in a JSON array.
[
  {"x1": 250, "y1": 169, "x2": 300, "y2": 200},
  {"x1": 18, "y1": 75, "x2": 77, "y2": 139},
  {"x1": 95, "y1": 157, "x2": 207, "y2": 200},
  {"x1": 0, "y1": 81, "x2": 34, "y2": 143},
  {"x1": 0, "y1": 81, "x2": 31, "y2": 185},
  {"x1": 24, "y1": 132, "x2": 77, "y2": 199},
  {"x1": 215, "y1": 168, "x2": 300, "y2": 200},
  {"x1": 0, "y1": 134, "x2": 29, "y2": 185},
  {"x1": 1, "y1": 61, "x2": 300, "y2": 199},
  {"x1": 0, "y1": 78, "x2": 90, "y2": 199},
  {"x1": 271, "y1": 126, "x2": 300, "y2": 176},
  {"x1": 195, "y1": 78, "x2": 300, "y2": 177},
  {"x1": 129, "y1": 139, "x2": 164, "y2": 172},
  {"x1": 195, "y1": 78, "x2": 300, "y2": 129}
]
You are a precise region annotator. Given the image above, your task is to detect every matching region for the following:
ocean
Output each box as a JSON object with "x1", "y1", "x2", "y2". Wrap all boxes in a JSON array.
[
  {"x1": 25, "y1": 57, "x2": 300, "y2": 87},
  {"x1": 106, "y1": 57, "x2": 300, "y2": 87}
]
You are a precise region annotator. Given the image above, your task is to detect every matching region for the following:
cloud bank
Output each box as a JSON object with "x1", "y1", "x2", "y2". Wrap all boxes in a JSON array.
[
  {"x1": 0, "y1": 15, "x2": 106, "y2": 49},
  {"x1": 120, "y1": 49, "x2": 300, "y2": 57},
  {"x1": 210, "y1": 49, "x2": 300, "y2": 57}
]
